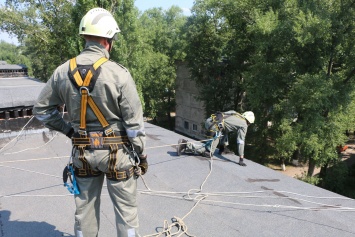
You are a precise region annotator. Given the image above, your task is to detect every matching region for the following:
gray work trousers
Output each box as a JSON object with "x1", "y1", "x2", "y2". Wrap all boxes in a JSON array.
[
  {"x1": 185, "y1": 135, "x2": 220, "y2": 156},
  {"x1": 73, "y1": 148, "x2": 139, "y2": 237}
]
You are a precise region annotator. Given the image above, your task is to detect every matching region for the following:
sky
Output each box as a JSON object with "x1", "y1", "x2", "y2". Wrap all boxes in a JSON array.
[{"x1": 0, "y1": 0, "x2": 194, "y2": 45}]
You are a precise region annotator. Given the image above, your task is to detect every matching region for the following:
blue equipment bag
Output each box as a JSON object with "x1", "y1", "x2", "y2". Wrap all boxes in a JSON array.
[{"x1": 63, "y1": 164, "x2": 80, "y2": 195}]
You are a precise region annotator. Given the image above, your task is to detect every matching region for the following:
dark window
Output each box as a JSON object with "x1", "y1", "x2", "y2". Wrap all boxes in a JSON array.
[
  {"x1": 193, "y1": 124, "x2": 198, "y2": 131},
  {"x1": 184, "y1": 121, "x2": 189, "y2": 129}
]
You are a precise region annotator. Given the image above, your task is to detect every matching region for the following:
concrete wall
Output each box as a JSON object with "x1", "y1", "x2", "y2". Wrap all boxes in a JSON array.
[{"x1": 175, "y1": 62, "x2": 206, "y2": 139}]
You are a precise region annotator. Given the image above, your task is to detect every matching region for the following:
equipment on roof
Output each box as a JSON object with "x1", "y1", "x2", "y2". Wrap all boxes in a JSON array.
[{"x1": 63, "y1": 163, "x2": 80, "y2": 195}]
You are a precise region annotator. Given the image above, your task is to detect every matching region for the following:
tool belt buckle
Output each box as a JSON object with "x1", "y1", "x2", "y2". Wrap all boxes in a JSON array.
[
  {"x1": 78, "y1": 129, "x2": 87, "y2": 136},
  {"x1": 89, "y1": 131, "x2": 104, "y2": 149},
  {"x1": 125, "y1": 169, "x2": 132, "y2": 180},
  {"x1": 104, "y1": 127, "x2": 114, "y2": 136}
]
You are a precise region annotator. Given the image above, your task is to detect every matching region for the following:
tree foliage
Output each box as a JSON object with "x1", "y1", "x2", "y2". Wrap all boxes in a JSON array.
[
  {"x1": 0, "y1": 0, "x2": 79, "y2": 80},
  {"x1": 186, "y1": 0, "x2": 355, "y2": 177},
  {"x1": 137, "y1": 6, "x2": 187, "y2": 120},
  {"x1": 0, "y1": 41, "x2": 32, "y2": 75}
]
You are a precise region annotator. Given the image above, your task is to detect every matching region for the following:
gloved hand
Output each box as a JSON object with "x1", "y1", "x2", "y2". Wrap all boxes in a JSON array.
[
  {"x1": 66, "y1": 127, "x2": 74, "y2": 139},
  {"x1": 238, "y1": 157, "x2": 247, "y2": 166},
  {"x1": 138, "y1": 155, "x2": 148, "y2": 175}
]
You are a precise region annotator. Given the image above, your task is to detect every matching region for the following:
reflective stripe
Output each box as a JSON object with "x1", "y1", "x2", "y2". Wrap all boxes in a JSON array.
[
  {"x1": 76, "y1": 230, "x2": 84, "y2": 237},
  {"x1": 35, "y1": 110, "x2": 59, "y2": 121},
  {"x1": 127, "y1": 228, "x2": 136, "y2": 237},
  {"x1": 237, "y1": 138, "x2": 244, "y2": 144},
  {"x1": 126, "y1": 129, "x2": 145, "y2": 138}
]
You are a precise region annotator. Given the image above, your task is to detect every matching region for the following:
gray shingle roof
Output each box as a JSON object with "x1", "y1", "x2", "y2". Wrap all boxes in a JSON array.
[
  {"x1": 0, "y1": 61, "x2": 27, "y2": 70},
  {"x1": 0, "y1": 77, "x2": 45, "y2": 108},
  {"x1": 0, "y1": 122, "x2": 354, "y2": 236}
]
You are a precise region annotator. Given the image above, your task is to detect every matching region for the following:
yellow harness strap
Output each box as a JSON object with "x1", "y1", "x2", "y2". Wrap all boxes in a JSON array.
[{"x1": 69, "y1": 57, "x2": 110, "y2": 132}]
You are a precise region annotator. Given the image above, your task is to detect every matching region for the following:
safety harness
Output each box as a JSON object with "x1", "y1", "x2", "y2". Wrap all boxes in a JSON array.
[
  {"x1": 206, "y1": 112, "x2": 245, "y2": 136},
  {"x1": 65, "y1": 57, "x2": 136, "y2": 187},
  {"x1": 205, "y1": 112, "x2": 226, "y2": 138},
  {"x1": 204, "y1": 111, "x2": 245, "y2": 151}
]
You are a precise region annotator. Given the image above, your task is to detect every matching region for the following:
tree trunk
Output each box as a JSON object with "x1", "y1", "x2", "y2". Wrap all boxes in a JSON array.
[
  {"x1": 319, "y1": 163, "x2": 328, "y2": 179},
  {"x1": 307, "y1": 158, "x2": 316, "y2": 176}
]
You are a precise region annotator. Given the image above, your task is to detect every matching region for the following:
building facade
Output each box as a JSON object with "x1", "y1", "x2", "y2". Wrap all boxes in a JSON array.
[{"x1": 175, "y1": 62, "x2": 206, "y2": 140}]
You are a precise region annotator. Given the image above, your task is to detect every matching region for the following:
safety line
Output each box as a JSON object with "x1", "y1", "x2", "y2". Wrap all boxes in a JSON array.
[
  {"x1": 3, "y1": 131, "x2": 60, "y2": 155},
  {"x1": 0, "y1": 115, "x2": 35, "y2": 154},
  {"x1": 0, "y1": 156, "x2": 69, "y2": 164},
  {"x1": 0, "y1": 164, "x2": 62, "y2": 178}
]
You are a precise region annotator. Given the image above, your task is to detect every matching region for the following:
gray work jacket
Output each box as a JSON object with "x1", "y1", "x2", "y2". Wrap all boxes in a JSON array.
[
  {"x1": 33, "y1": 41, "x2": 146, "y2": 155},
  {"x1": 223, "y1": 111, "x2": 248, "y2": 156}
]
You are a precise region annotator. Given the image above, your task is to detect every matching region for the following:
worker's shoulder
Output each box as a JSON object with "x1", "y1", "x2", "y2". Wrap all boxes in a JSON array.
[
  {"x1": 104, "y1": 59, "x2": 129, "y2": 72},
  {"x1": 53, "y1": 59, "x2": 71, "y2": 75}
]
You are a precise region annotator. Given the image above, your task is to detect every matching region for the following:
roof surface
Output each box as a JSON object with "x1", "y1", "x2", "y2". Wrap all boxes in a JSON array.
[
  {"x1": 0, "y1": 61, "x2": 27, "y2": 70},
  {"x1": 0, "y1": 77, "x2": 45, "y2": 108},
  {"x1": 0, "y1": 122, "x2": 355, "y2": 237}
]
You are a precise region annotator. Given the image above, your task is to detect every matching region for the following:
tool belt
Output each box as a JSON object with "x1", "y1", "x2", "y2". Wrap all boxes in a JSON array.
[
  {"x1": 74, "y1": 165, "x2": 135, "y2": 181},
  {"x1": 71, "y1": 130, "x2": 135, "y2": 181},
  {"x1": 72, "y1": 130, "x2": 129, "y2": 150}
]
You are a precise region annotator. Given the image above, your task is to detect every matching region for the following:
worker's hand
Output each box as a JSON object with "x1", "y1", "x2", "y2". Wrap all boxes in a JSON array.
[
  {"x1": 66, "y1": 127, "x2": 74, "y2": 139},
  {"x1": 238, "y1": 157, "x2": 247, "y2": 166},
  {"x1": 138, "y1": 155, "x2": 148, "y2": 175}
]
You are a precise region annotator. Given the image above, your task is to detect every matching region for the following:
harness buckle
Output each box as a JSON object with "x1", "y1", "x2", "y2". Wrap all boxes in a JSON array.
[
  {"x1": 104, "y1": 127, "x2": 114, "y2": 136},
  {"x1": 217, "y1": 123, "x2": 224, "y2": 130},
  {"x1": 78, "y1": 129, "x2": 87, "y2": 136},
  {"x1": 125, "y1": 169, "x2": 131, "y2": 180},
  {"x1": 80, "y1": 86, "x2": 90, "y2": 96}
]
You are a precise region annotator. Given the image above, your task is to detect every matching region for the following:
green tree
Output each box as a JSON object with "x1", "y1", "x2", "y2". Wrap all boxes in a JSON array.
[
  {"x1": 0, "y1": 41, "x2": 32, "y2": 75},
  {"x1": 185, "y1": 0, "x2": 355, "y2": 179},
  {"x1": 246, "y1": 0, "x2": 355, "y2": 176},
  {"x1": 0, "y1": 0, "x2": 79, "y2": 81},
  {"x1": 138, "y1": 6, "x2": 187, "y2": 123}
]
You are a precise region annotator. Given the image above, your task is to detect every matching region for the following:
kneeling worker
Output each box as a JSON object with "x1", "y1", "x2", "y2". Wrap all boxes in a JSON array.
[{"x1": 177, "y1": 111, "x2": 254, "y2": 166}]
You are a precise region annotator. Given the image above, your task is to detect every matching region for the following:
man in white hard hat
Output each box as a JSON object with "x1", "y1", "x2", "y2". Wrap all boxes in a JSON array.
[
  {"x1": 177, "y1": 111, "x2": 254, "y2": 166},
  {"x1": 33, "y1": 8, "x2": 146, "y2": 237}
]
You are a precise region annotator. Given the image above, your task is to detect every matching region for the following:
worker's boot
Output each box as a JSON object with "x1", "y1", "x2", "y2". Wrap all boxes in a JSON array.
[
  {"x1": 202, "y1": 150, "x2": 212, "y2": 158},
  {"x1": 238, "y1": 158, "x2": 247, "y2": 166},
  {"x1": 177, "y1": 139, "x2": 188, "y2": 156}
]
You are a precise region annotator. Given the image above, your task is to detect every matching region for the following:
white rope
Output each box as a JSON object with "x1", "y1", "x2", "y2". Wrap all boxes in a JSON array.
[
  {"x1": 3, "y1": 132, "x2": 60, "y2": 155},
  {"x1": 0, "y1": 115, "x2": 35, "y2": 154},
  {"x1": 0, "y1": 156, "x2": 69, "y2": 164},
  {"x1": 0, "y1": 164, "x2": 62, "y2": 179},
  {"x1": 0, "y1": 106, "x2": 66, "y2": 155}
]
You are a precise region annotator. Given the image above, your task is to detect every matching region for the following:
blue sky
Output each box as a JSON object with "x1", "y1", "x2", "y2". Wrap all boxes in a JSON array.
[{"x1": 0, "y1": 0, "x2": 194, "y2": 45}]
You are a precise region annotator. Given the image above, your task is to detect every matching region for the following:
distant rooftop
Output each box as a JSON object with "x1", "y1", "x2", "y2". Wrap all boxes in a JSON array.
[
  {"x1": 0, "y1": 61, "x2": 28, "y2": 78},
  {"x1": 0, "y1": 77, "x2": 44, "y2": 109},
  {"x1": 0, "y1": 60, "x2": 27, "y2": 70}
]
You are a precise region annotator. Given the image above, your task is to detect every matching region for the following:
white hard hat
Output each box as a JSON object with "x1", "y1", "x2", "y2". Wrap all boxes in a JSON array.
[
  {"x1": 79, "y1": 8, "x2": 120, "y2": 39},
  {"x1": 242, "y1": 111, "x2": 255, "y2": 123}
]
